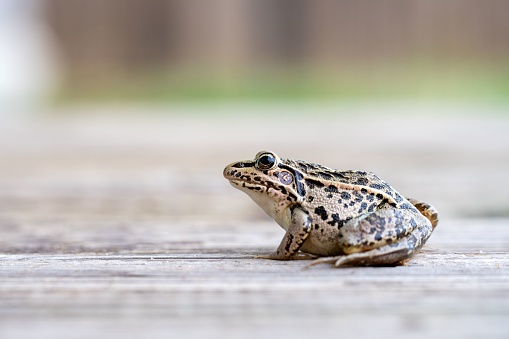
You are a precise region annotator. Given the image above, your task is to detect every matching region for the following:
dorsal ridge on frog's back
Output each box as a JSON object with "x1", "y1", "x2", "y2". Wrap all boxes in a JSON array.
[{"x1": 283, "y1": 158, "x2": 404, "y2": 207}]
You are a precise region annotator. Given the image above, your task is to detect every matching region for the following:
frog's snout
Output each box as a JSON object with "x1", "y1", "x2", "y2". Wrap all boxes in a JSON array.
[
  {"x1": 223, "y1": 165, "x2": 231, "y2": 179},
  {"x1": 223, "y1": 160, "x2": 254, "y2": 179},
  {"x1": 223, "y1": 162, "x2": 239, "y2": 179}
]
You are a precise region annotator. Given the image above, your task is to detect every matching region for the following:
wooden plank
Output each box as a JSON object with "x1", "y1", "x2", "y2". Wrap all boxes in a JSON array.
[
  {"x1": 1, "y1": 218, "x2": 508, "y2": 339},
  {"x1": 1, "y1": 107, "x2": 509, "y2": 339}
]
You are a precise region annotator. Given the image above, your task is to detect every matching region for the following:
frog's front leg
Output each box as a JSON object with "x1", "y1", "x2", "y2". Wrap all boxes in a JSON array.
[
  {"x1": 258, "y1": 206, "x2": 312, "y2": 260},
  {"x1": 308, "y1": 207, "x2": 432, "y2": 267}
]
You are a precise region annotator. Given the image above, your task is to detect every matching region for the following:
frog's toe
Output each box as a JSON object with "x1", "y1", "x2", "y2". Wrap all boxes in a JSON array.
[
  {"x1": 254, "y1": 253, "x2": 275, "y2": 260},
  {"x1": 334, "y1": 255, "x2": 363, "y2": 267},
  {"x1": 293, "y1": 252, "x2": 319, "y2": 260},
  {"x1": 254, "y1": 252, "x2": 292, "y2": 260},
  {"x1": 256, "y1": 252, "x2": 318, "y2": 261},
  {"x1": 304, "y1": 256, "x2": 344, "y2": 269}
]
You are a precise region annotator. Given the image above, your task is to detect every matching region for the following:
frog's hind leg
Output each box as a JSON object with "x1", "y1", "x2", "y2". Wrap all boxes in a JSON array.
[
  {"x1": 306, "y1": 220, "x2": 431, "y2": 268},
  {"x1": 343, "y1": 239, "x2": 413, "y2": 267}
]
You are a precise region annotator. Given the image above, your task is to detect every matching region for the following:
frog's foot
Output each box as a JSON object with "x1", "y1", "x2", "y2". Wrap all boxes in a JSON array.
[
  {"x1": 304, "y1": 256, "x2": 344, "y2": 269},
  {"x1": 255, "y1": 252, "x2": 318, "y2": 261},
  {"x1": 305, "y1": 241, "x2": 413, "y2": 268},
  {"x1": 333, "y1": 246, "x2": 410, "y2": 267},
  {"x1": 254, "y1": 252, "x2": 289, "y2": 260},
  {"x1": 293, "y1": 252, "x2": 319, "y2": 260},
  {"x1": 255, "y1": 253, "x2": 277, "y2": 260}
]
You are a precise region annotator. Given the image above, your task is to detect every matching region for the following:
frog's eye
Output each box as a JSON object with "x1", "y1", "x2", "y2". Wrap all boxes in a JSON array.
[{"x1": 256, "y1": 153, "x2": 277, "y2": 170}]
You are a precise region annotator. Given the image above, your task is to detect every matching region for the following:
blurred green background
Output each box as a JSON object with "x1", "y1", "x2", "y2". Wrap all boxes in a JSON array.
[{"x1": 2, "y1": 0, "x2": 509, "y2": 106}]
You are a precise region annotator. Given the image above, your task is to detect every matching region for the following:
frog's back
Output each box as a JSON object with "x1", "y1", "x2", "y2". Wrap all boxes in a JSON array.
[{"x1": 286, "y1": 158, "x2": 406, "y2": 205}]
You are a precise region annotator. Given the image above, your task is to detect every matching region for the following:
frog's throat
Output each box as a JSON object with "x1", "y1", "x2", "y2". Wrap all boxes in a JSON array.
[{"x1": 229, "y1": 180, "x2": 292, "y2": 229}]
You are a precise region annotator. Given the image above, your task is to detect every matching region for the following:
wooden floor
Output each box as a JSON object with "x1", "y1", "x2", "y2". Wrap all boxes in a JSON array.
[{"x1": 1, "y1": 103, "x2": 508, "y2": 338}]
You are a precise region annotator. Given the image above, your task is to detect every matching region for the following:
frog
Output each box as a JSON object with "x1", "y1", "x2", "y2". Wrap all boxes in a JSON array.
[{"x1": 223, "y1": 151, "x2": 439, "y2": 267}]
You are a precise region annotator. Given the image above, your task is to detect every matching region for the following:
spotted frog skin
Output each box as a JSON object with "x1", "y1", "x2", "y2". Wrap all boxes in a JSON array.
[{"x1": 223, "y1": 151, "x2": 439, "y2": 267}]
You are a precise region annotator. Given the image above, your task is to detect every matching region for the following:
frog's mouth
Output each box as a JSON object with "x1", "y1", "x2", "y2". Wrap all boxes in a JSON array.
[
  {"x1": 228, "y1": 178, "x2": 267, "y2": 192},
  {"x1": 224, "y1": 163, "x2": 276, "y2": 194},
  {"x1": 224, "y1": 171, "x2": 266, "y2": 191}
]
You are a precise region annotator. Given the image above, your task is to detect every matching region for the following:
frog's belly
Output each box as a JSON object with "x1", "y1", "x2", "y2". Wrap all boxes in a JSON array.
[{"x1": 301, "y1": 230, "x2": 344, "y2": 256}]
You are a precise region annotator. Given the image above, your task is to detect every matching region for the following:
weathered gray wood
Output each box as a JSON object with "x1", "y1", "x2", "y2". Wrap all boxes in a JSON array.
[{"x1": 1, "y1": 105, "x2": 509, "y2": 339}]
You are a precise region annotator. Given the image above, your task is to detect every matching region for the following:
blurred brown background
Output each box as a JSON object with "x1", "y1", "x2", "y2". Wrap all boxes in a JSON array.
[
  {"x1": 48, "y1": 1, "x2": 509, "y2": 67},
  {"x1": 2, "y1": 0, "x2": 509, "y2": 103},
  {"x1": 41, "y1": 0, "x2": 509, "y2": 100}
]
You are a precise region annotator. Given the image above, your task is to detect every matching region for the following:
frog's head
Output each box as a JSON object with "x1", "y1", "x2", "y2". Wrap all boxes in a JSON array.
[{"x1": 223, "y1": 151, "x2": 306, "y2": 225}]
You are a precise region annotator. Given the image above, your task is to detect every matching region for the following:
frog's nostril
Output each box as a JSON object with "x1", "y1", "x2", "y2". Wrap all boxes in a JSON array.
[{"x1": 230, "y1": 161, "x2": 254, "y2": 169}]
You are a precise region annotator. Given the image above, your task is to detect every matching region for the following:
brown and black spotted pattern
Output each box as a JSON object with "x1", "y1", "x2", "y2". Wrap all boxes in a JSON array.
[{"x1": 283, "y1": 158, "x2": 414, "y2": 215}]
